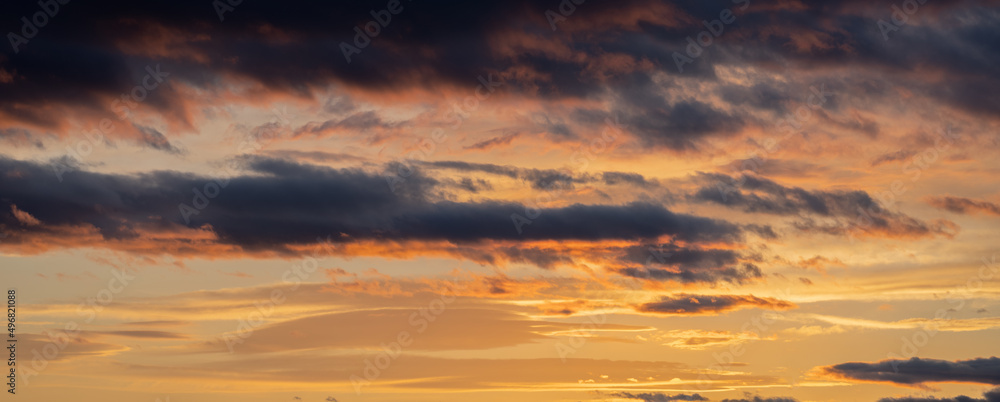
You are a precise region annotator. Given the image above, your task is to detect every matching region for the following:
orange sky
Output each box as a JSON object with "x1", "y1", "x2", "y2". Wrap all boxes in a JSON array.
[{"x1": 2, "y1": 0, "x2": 1000, "y2": 401}]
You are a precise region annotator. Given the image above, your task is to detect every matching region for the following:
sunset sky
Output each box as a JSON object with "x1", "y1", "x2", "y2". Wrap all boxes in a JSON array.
[{"x1": 1, "y1": 0, "x2": 999, "y2": 401}]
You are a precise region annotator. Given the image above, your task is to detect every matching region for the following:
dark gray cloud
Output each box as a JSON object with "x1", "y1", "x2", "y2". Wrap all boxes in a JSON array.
[
  {"x1": 0, "y1": 156, "x2": 745, "y2": 251},
  {"x1": 691, "y1": 172, "x2": 957, "y2": 239},
  {"x1": 721, "y1": 397, "x2": 798, "y2": 402},
  {"x1": 134, "y1": 124, "x2": 185, "y2": 154},
  {"x1": 612, "y1": 73, "x2": 747, "y2": 150},
  {"x1": 823, "y1": 357, "x2": 1000, "y2": 386},
  {"x1": 719, "y1": 158, "x2": 830, "y2": 179},
  {"x1": 622, "y1": 244, "x2": 741, "y2": 268},
  {"x1": 616, "y1": 263, "x2": 762, "y2": 284},
  {"x1": 613, "y1": 244, "x2": 763, "y2": 284},
  {"x1": 2, "y1": 0, "x2": 996, "y2": 152},
  {"x1": 717, "y1": 83, "x2": 793, "y2": 114},
  {"x1": 602, "y1": 171, "x2": 657, "y2": 187},
  {"x1": 419, "y1": 160, "x2": 658, "y2": 190},
  {"x1": 635, "y1": 293, "x2": 795, "y2": 315},
  {"x1": 418, "y1": 160, "x2": 578, "y2": 190},
  {"x1": 292, "y1": 110, "x2": 403, "y2": 137},
  {"x1": 0, "y1": 128, "x2": 45, "y2": 148},
  {"x1": 611, "y1": 392, "x2": 709, "y2": 401},
  {"x1": 871, "y1": 150, "x2": 919, "y2": 167},
  {"x1": 877, "y1": 387, "x2": 1000, "y2": 402},
  {"x1": 693, "y1": 172, "x2": 881, "y2": 216},
  {"x1": 463, "y1": 132, "x2": 520, "y2": 151},
  {"x1": 927, "y1": 196, "x2": 1000, "y2": 216},
  {"x1": 453, "y1": 177, "x2": 493, "y2": 193}
]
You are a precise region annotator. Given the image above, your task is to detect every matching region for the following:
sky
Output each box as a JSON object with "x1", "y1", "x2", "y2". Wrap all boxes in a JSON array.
[{"x1": 1, "y1": 0, "x2": 999, "y2": 401}]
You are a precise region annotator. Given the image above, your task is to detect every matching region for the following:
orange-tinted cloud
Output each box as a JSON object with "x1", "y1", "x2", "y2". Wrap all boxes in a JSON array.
[
  {"x1": 635, "y1": 294, "x2": 796, "y2": 316},
  {"x1": 927, "y1": 196, "x2": 1000, "y2": 217}
]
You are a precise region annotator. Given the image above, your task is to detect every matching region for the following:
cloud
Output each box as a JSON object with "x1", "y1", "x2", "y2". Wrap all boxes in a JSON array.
[
  {"x1": 615, "y1": 261, "x2": 763, "y2": 285},
  {"x1": 794, "y1": 255, "x2": 846, "y2": 272},
  {"x1": 121, "y1": 320, "x2": 190, "y2": 327},
  {"x1": 464, "y1": 132, "x2": 520, "y2": 151},
  {"x1": 608, "y1": 244, "x2": 766, "y2": 284},
  {"x1": 820, "y1": 357, "x2": 1000, "y2": 387},
  {"x1": 1, "y1": 0, "x2": 998, "y2": 155},
  {"x1": 9, "y1": 204, "x2": 41, "y2": 226},
  {"x1": 691, "y1": 173, "x2": 958, "y2": 239},
  {"x1": 198, "y1": 309, "x2": 560, "y2": 353},
  {"x1": 134, "y1": 124, "x2": 185, "y2": 154},
  {"x1": 292, "y1": 110, "x2": 404, "y2": 138},
  {"x1": 15, "y1": 333, "x2": 127, "y2": 360},
  {"x1": 602, "y1": 171, "x2": 657, "y2": 188},
  {"x1": 927, "y1": 196, "x2": 1000, "y2": 217},
  {"x1": 614, "y1": 77, "x2": 747, "y2": 150},
  {"x1": 789, "y1": 314, "x2": 1000, "y2": 334},
  {"x1": 85, "y1": 330, "x2": 188, "y2": 339},
  {"x1": 419, "y1": 160, "x2": 660, "y2": 192},
  {"x1": 871, "y1": 150, "x2": 919, "y2": 167},
  {"x1": 418, "y1": 160, "x2": 582, "y2": 190},
  {"x1": 0, "y1": 156, "x2": 748, "y2": 256},
  {"x1": 611, "y1": 392, "x2": 709, "y2": 401},
  {"x1": 261, "y1": 150, "x2": 369, "y2": 165},
  {"x1": 782, "y1": 325, "x2": 846, "y2": 337},
  {"x1": 106, "y1": 352, "x2": 766, "y2": 391},
  {"x1": 877, "y1": 387, "x2": 1000, "y2": 402},
  {"x1": 647, "y1": 329, "x2": 768, "y2": 350},
  {"x1": 635, "y1": 294, "x2": 795, "y2": 315}
]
